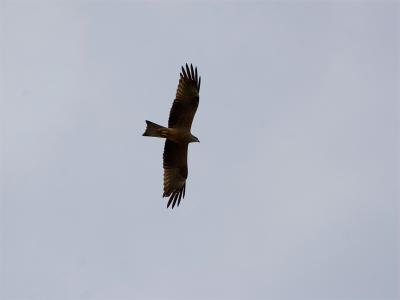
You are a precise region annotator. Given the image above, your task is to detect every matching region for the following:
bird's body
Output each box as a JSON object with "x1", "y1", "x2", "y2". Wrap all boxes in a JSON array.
[
  {"x1": 144, "y1": 122, "x2": 197, "y2": 143},
  {"x1": 143, "y1": 64, "x2": 201, "y2": 208}
]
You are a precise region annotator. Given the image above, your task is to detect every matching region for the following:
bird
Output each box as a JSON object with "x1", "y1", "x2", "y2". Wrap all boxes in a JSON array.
[{"x1": 142, "y1": 64, "x2": 201, "y2": 209}]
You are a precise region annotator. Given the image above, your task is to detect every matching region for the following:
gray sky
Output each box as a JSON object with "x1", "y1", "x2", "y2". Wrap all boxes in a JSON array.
[{"x1": 1, "y1": 1, "x2": 398, "y2": 299}]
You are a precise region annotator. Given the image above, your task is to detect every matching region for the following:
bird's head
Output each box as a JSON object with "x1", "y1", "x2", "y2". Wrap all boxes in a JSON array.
[{"x1": 190, "y1": 135, "x2": 200, "y2": 143}]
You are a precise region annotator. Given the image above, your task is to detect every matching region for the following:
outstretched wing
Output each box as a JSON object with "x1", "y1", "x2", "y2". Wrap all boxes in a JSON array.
[
  {"x1": 168, "y1": 64, "x2": 201, "y2": 129},
  {"x1": 163, "y1": 139, "x2": 188, "y2": 208}
]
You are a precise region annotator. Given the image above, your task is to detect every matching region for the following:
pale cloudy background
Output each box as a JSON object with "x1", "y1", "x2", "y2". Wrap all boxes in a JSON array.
[{"x1": 0, "y1": 1, "x2": 398, "y2": 300}]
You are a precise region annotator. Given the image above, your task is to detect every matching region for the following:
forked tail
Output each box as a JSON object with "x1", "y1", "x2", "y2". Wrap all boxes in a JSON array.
[{"x1": 142, "y1": 120, "x2": 166, "y2": 138}]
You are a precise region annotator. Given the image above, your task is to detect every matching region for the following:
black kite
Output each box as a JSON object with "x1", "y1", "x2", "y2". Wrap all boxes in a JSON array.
[{"x1": 143, "y1": 64, "x2": 201, "y2": 209}]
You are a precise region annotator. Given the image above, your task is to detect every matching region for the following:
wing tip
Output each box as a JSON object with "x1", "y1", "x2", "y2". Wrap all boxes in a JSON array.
[
  {"x1": 164, "y1": 184, "x2": 186, "y2": 209},
  {"x1": 180, "y1": 63, "x2": 200, "y2": 90}
]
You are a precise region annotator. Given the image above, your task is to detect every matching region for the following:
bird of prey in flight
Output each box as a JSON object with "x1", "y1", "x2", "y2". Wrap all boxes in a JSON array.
[{"x1": 143, "y1": 64, "x2": 201, "y2": 209}]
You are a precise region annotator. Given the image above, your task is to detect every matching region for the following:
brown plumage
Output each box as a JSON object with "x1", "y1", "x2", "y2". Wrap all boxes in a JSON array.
[{"x1": 143, "y1": 64, "x2": 201, "y2": 208}]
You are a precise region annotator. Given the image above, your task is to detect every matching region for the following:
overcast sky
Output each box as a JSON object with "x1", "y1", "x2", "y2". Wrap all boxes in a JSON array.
[{"x1": 1, "y1": 1, "x2": 398, "y2": 300}]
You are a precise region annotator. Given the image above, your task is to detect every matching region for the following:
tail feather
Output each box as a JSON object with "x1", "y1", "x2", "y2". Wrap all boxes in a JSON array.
[{"x1": 142, "y1": 120, "x2": 165, "y2": 137}]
